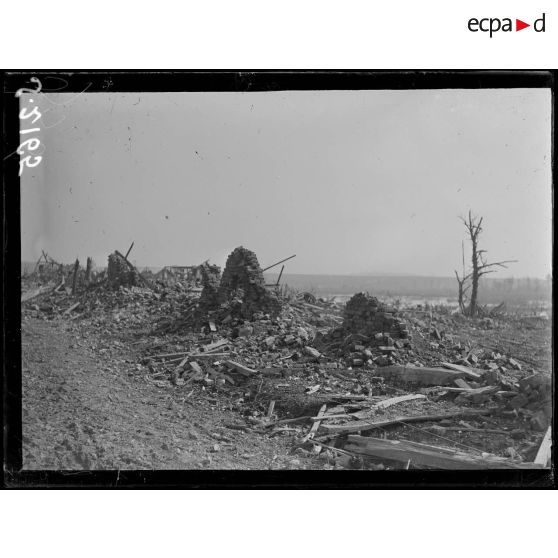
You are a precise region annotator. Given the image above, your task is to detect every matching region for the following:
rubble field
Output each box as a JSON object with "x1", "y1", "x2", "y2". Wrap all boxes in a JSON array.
[{"x1": 21, "y1": 247, "x2": 552, "y2": 471}]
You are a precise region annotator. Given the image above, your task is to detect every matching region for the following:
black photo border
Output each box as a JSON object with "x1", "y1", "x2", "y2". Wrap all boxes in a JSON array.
[{"x1": 2, "y1": 70, "x2": 555, "y2": 488}]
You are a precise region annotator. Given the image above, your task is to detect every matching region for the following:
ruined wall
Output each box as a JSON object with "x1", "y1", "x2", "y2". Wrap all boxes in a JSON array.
[
  {"x1": 107, "y1": 252, "x2": 139, "y2": 287},
  {"x1": 343, "y1": 292, "x2": 410, "y2": 340},
  {"x1": 197, "y1": 263, "x2": 222, "y2": 312},
  {"x1": 218, "y1": 246, "x2": 281, "y2": 318}
]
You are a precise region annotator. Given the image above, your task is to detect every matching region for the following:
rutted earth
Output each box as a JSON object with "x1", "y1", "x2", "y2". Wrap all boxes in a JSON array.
[{"x1": 22, "y1": 318, "x2": 306, "y2": 470}]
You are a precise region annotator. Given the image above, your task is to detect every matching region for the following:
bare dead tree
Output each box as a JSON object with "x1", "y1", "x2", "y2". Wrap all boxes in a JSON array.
[
  {"x1": 454, "y1": 270, "x2": 471, "y2": 313},
  {"x1": 460, "y1": 210, "x2": 517, "y2": 317}
]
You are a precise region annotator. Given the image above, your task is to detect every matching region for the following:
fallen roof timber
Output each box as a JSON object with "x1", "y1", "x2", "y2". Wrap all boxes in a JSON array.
[
  {"x1": 345, "y1": 435, "x2": 544, "y2": 470},
  {"x1": 321, "y1": 409, "x2": 492, "y2": 435},
  {"x1": 375, "y1": 365, "x2": 481, "y2": 386}
]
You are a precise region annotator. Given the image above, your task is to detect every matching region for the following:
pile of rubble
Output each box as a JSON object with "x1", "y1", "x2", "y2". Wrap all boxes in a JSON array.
[
  {"x1": 20, "y1": 246, "x2": 552, "y2": 470},
  {"x1": 197, "y1": 263, "x2": 222, "y2": 314},
  {"x1": 107, "y1": 251, "x2": 141, "y2": 288},
  {"x1": 343, "y1": 293, "x2": 410, "y2": 340},
  {"x1": 218, "y1": 247, "x2": 282, "y2": 319}
]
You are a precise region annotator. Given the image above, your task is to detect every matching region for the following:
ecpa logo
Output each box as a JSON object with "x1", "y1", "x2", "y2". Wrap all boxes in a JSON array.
[{"x1": 468, "y1": 13, "x2": 546, "y2": 37}]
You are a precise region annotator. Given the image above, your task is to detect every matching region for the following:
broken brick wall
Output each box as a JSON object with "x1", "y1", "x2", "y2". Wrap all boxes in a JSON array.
[
  {"x1": 218, "y1": 246, "x2": 281, "y2": 318},
  {"x1": 107, "y1": 252, "x2": 139, "y2": 287},
  {"x1": 197, "y1": 263, "x2": 222, "y2": 312},
  {"x1": 343, "y1": 292, "x2": 410, "y2": 342}
]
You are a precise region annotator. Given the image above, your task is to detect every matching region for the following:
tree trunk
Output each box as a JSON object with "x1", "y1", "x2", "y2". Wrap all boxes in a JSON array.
[{"x1": 469, "y1": 236, "x2": 479, "y2": 317}]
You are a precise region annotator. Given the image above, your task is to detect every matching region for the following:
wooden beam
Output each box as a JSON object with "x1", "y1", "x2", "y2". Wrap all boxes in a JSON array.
[
  {"x1": 534, "y1": 427, "x2": 552, "y2": 467},
  {"x1": 312, "y1": 394, "x2": 427, "y2": 421},
  {"x1": 376, "y1": 365, "x2": 480, "y2": 386},
  {"x1": 301, "y1": 404, "x2": 327, "y2": 443},
  {"x1": 262, "y1": 254, "x2": 296, "y2": 272},
  {"x1": 266, "y1": 401, "x2": 276, "y2": 419},
  {"x1": 124, "y1": 241, "x2": 135, "y2": 260},
  {"x1": 441, "y1": 362, "x2": 482, "y2": 379},
  {"x1": 345, "y1": 435, "x2": 543, "y2": 470},
  {"x1": 225, "y1": 360, "x2": 257, "y2": 376},
  {"x1": 276, "y1": 265, "x2": 285, "y2": 286},
  {"x1": 454, "y1": 378, "x2": 473, "y2": 389},
  {"x1": 202, "y1": 339, "x2": 230, "y2": 353},
  {"x1": 321, "y1": 409, "x2": 491, "y2": 435},
  {"x1": 441, "y1": 385, "x2": 499, "y2": 395}
]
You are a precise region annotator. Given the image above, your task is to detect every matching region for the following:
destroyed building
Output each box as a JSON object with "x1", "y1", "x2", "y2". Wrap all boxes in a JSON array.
[
  {"x1": 107, "y1": 251, "x2": 141, "y2": 287},
  {"x1": 197, "y1": 263, "x2": 222, "y2": 312},
  {"x1": 343, "y1": 292, "x2": 410, "y2": 342},
  {"x1": 156, "y1": 265, "x2": 205, "y2": 286},
  {"x1": 217, "y1": 246, "x2": 282, "y2": 319}
]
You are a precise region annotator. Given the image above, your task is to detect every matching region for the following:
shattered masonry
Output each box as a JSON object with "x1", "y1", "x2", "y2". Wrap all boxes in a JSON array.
[
  {"x1": 343, "y1": 292, "x2": 410, "y2": 341},
  {"x1": 218, "y1": 246, "x2": 282, "y2": 319},
  {"x1": 107, "y1": 252, "x2": 140, "y2": 287},
  {"x1": 197, "y1": 263, "x2": 222, "y2": 312}
]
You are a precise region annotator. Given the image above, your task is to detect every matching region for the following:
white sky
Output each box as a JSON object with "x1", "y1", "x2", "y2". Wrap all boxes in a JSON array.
[{"x1": 21, "y1": 88, "x2": 552, "y2": 278}]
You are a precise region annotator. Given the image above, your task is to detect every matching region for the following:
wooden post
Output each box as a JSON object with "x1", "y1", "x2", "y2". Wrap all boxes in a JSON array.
[
  {"x1": 125, "y1": 241, "x2": 135, "y2": 260},
  {"x1": 276, "y1": 265, "x2": 285, "y2": 287},
  {"x1": 262, "y1": 254, "x2": 296, "y2": 272},
  {"x1": 85, "y1": 257, "x2": 92, "y2": 285},
  {"x1": 71, "y1": 258, "x2": 79, "y2": 295}
]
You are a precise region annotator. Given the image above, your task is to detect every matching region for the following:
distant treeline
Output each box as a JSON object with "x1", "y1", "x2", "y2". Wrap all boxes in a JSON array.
[{"x1": 265, "y1": 273, "x2": 551, "y2": 304}]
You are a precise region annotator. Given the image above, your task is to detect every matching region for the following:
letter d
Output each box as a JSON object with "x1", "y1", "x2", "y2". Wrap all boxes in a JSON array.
[{"x1": 534, "y1": 13, "x2": 545, "y2": 32}]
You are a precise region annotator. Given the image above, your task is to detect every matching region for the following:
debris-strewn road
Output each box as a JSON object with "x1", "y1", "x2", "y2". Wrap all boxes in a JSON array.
[{"x1": 22, "y1": 318, "x2": 304, "y2": 470}]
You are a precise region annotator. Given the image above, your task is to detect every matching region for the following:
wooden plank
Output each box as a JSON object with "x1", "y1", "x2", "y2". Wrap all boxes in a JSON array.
[
  {"x1": 317, "y1": 394, "x2": 369, "y2": 402},
  {"x1": 187, "y1": 352, "x2": 230, "y2": 359},
  {"x1": 345, "y1": 435, "x2": 543, "y2": 470},
  {"x1": 202, "y1": 339, "x2": 229, "y2": 352},
  {"x1": 313, "y1": 394, "x2": 427, "y2": 421},
  {"x1": 441, "y1": 362, "x2": 482, "y2": 379},
  {"x1": 301, "y1": 404, "x2": 327, "y2": 443},
  {"x1": 151, "y1": 351, "x2": 191, "y2": 360},
  {"x1": 321, "y1": 409, "x2": 491, "y2": 435},
  {"x1": 151, "y1": 349, "x2": 231, "y2": 361},
  {"x1": 266, "y1": 401, "x2": 276, "y2": 419},
  {"x1": 376, "y1": 365, "x2": 477, "y2": 386},
  {"x1": 442, "y1": 385, "x2": 499, "y2": 395},
  {"x1": 534, "y1": 427, "x2": 552, "y2": 467},
  {"x1": 262, "y1": 415, "x2": 313, "y2": 429},
  {"x1": 454, "y1": 378, "x2": 472, "y2": 389},
  {"x1": 375, "y1": 393, "x2": 427, "y2": 409}
]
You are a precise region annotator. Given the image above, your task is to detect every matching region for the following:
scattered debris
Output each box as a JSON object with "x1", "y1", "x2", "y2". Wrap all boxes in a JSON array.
[{"x1": 21, "y1": 246, "x2": 552, "y2": 470}]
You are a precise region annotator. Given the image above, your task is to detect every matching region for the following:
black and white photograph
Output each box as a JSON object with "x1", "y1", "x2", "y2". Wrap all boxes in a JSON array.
[{"x1": 6, "y1": 72, "x2": 553, "y2": 481}]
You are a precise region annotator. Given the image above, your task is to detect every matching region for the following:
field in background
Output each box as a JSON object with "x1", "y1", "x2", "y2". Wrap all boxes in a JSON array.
[
  {"x1": 21, "y1": 261, "x2": 551, "y2": 310},
  {"x1": 265, "y1": 272, "x2": 551, "y2": 308}
]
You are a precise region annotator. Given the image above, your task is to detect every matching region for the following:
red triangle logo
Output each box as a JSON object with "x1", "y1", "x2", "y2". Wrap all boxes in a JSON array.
[{"x1": 516, "y1": 19, "x2": 530, "y2": 31}]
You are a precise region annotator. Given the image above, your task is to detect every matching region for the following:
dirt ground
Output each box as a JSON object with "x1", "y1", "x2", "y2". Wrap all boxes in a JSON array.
[
  {"x1": 19, "y1": 273, "x2": 553, "y2": 472},
  {"x1": 22, "y1": 317, "x2": 304, "y2": 470}
]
